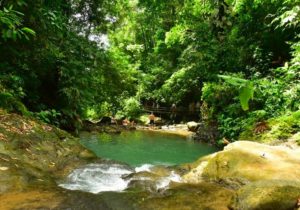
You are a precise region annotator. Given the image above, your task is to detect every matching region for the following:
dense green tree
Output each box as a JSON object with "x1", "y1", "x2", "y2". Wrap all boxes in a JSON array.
[
  {"x1": 0, "y1": 0, "x2": 133, "y2": 130},
  {"x1": 1, "y1": 0, "x2": 299, "y2": 139}
]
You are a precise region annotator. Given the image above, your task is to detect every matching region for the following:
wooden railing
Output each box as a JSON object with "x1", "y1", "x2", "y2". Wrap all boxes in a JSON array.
[{"x1": 142, "y1": 105, "x2": 200, "y2": 115}]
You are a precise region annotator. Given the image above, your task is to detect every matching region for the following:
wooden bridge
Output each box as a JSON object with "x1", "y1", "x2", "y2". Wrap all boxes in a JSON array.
[{"x1": 142, "y1": 105, "x2": 200, "y2": 115}]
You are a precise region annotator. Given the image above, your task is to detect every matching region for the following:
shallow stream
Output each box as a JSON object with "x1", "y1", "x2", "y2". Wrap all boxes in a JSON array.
[
  {"x1": 59, "y1": 131, "x2": 217, "y2": 194},
  {"x1": 80, "y1": 130, "x2": 217, "y2": 166}
]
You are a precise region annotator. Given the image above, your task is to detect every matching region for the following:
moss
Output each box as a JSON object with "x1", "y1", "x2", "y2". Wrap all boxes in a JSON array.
[
  {"x1": 232, "y1": 180, "x2": 300, "y2": 210},
  {"x1": 239, "y1": 111, "x2": 300, "y2": 143}
]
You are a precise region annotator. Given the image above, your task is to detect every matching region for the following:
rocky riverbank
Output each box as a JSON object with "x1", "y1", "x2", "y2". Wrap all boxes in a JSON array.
[
  {"x1": 0, "y1": 109, "x2": 97, "y2": 209},
  {"x1": 137, "y1": 124, "x2": 194, "y2": 138},
  {"x1": 1, "y1": 110, "x2": 300, "y2": 209},
  {"x1": 182, "y1": 141, "x2": 300, "y2": 209}
]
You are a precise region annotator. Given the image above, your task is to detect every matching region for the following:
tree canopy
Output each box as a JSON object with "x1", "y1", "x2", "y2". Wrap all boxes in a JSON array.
[{"x1": 1, "y1": 0, "x2": 300, "y2": 138}]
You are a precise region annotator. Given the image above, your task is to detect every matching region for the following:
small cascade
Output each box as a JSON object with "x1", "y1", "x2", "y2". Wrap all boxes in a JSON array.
[
  {"x1": 156, "y1": 171, "x2": 182, "y2": 189},
  {"x1": 59, "y1": 163, "x2": 134, "y2": 193},
  {"x1": 59, "y1": 162, "x2": 182, "y2": 194}
]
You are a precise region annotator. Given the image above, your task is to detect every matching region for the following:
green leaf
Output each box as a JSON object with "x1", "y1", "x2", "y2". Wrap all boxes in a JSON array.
[
  {"x1": 218, "y1": 75, "x2": 248, "y2": 86},
  {"x1": 21, "y1": 27, "x2": 36, "y2": 36},
  {"x1": 219, "y1": 75, "x2": 254, "y2": 111},
  {"x1": 239, "y1": 82, "x2": 254, "y2": 111}
]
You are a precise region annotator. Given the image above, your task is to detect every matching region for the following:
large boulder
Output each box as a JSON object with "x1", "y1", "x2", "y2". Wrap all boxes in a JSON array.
[
  {"x1": 183, "y1": 141, "x2": 300, "y2": 184},
  {"x1": 183, "y1": 141, "x2": 300, "y2": 209},
  {"x1": 187, "y1": 121, "x2": 199, "y2": 132},
  {"x1": 192, "y1": 121, "x2": 219, "y2": 144}
]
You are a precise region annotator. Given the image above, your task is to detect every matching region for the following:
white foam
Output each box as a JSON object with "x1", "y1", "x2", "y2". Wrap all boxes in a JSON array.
[
  {"x1": 59, "y1": 163, "x2": 182, "y2": 193},
  {"x1": 59, "y1": 163, "x2": 133, "y2": 193},
  {"x1": 156, "y1": 171, "x2": 182, "y2": 189},
  {"x1": 134, "y1": 164, "x2": 154, "y2": 172}
]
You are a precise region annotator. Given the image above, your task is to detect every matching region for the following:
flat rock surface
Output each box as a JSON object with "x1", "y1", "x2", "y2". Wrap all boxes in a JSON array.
[{"x1": 184, "y1": 141, "x2": 300, "y2": 183}]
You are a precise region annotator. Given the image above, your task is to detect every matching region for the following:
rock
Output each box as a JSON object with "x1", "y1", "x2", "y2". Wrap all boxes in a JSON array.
[
  {"x1": 128, "y1": 126, "x2": 136, "y2": 131},
  {"x1": 125, "y1": 166, "x2": 179, "y2": 192},
  {"x1": 182, "y1": 141, "x2": 300, "y2": 209},
  {"x1": 0, "y1": 167, "x2": 9, "y2": 171},
  {"x1": 82, "y1": 119, "x2": 95, "y2": 126},
  {"x1": 138, "y1": 183, "x2": 235, "y2": 210},
  {"x1": 0, "y1": 110, "x2": 96, "y2": 193},
  {"x1": 232, "y1": 180, "x2": 300, "y2": 210},
  {"x1": 187, "y1": 121, "x2": 199, "y2": 132},
  {"x1": 154, "y1": 117, "x2": 165, "y2": 126},
  {"x1": 193, "y1": 121, "x2": 219, "y2": 144},
  {"x1": 103, "y1": 125, "x2": 122, "y2": 134},
  {"x1": 96, "y1": 116, "x2": 112, "y2": 125},
  {"x1": 183, "y1": 141, "x2": 300, "y2": 185},
  {"x1": 79, "y1": 149, "x2": 96, "y2": 159}
]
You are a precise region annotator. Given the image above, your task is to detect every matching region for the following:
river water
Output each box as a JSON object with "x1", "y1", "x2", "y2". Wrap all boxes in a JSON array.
[
  {"x1": 80, "y1": 130, "x2": 217, "y2": 166},
  {"x1": 59, "y1": 131, "x2": 217, "y2": 194}
]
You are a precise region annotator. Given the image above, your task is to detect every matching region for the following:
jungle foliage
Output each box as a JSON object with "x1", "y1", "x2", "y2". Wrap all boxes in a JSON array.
[{"x1": 1, "y1": 0, "x2": 300, "y2": 139}]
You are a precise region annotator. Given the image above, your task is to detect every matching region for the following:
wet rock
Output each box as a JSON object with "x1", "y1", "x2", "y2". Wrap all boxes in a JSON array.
[
  {"x1": 154, "y1": 117, "x2": 165, "y2": 126},
  {"x1": 150, "y1": 165, "x2": 174, "y2": 177},
  {"x1": 96, "y1": 116, "x2": 112, "y2": 125},
  {"x1": 138, "y1": 183, "x2": 234, "y2": 210},
  {"x1": 187, "y1": 121, "x2": 199, "y2": 132},
  {"x1": 193, "y1": 121, "x2": 219, "y2": 144},
  {"x1": 125, "y1": 168, "x2": 178, "y2": 192},
  {"x1": 79, "y1": 149, "x2": 96, "y2": 159},
  {"x1": 103, "y1": 125, "x2": 122, "y2": 134},
  {"x1": 128, "y1": 179, "x2": 158, "y2": 192}
]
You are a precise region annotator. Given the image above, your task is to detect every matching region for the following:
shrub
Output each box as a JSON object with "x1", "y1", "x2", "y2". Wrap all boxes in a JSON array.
[
  {"x1": 35, "y1": 109, "x2": 61, "y2": 126},
  {"x1": 122, "y1": 97, "x2": 142, "y2": 119}
]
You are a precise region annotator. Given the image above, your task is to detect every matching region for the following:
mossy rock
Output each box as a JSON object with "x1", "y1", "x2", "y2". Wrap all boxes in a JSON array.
[
  {"x1": 0, "y1": 110, "x2": 97, "y2": 193},
  {"x1": 232, "y1": 180, "x2": 300, "y2": 210},
  {"x1": 201, "y1": 149, "x2": 268, "y2": 182},
  {"x1": 138, "y1": 183, "x2": 235, "y2": 210},
  {"x1": 184, "y1": 141, "x2": 300, "y2": 188}
]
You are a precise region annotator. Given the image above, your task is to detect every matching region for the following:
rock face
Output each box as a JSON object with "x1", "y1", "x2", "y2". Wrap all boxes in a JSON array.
[
  {"x1": 0, "y1": 110, "x2": 96, "y2": 194},
  {"x1": 183, "y1": 141, "x2": 300, "y2": 209},
  {"x1": 192, "y1": 121, "x2": 219, "y2": 144}
]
